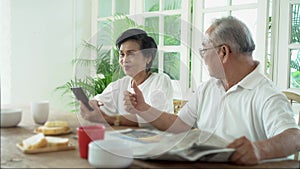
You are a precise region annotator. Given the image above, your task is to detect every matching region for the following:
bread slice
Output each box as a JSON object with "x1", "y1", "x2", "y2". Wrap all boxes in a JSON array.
[
  {"x1": 22, "y1": 133, "x2": 47, "y2": 150},
  {"x1": 44, "y1": 121, "x2": 69, "y2": 128},
  {"x1": 36, "y1": 126, "x2": 71, "y2": 135},
  {"x1": 46, "y1": 136, "x2": 69, "y2": 147}
]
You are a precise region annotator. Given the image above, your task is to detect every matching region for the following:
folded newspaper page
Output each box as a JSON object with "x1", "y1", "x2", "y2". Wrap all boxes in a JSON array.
[{"x1": 107, "y1": 128, "x2": 235, "y2": 162}]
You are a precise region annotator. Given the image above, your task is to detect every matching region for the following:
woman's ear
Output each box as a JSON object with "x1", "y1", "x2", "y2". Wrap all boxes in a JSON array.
[{"x1": 146, "y1": 56, "x2": 152, "y2": 64}]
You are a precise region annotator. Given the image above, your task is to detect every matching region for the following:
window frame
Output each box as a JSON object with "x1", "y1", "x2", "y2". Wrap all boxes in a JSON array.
[
  {"x1": 90, "y1": 0, "x2": 297, "y2": 99},
  {"x1": 190, "y1": 0, "x2": 269, "y2": 92},
  {"x1": 275, "y1": 0, "x2": 300, "y2": 90},
  {"x1": 92, "y1": 0, "x2": 192, "y2": 99}
]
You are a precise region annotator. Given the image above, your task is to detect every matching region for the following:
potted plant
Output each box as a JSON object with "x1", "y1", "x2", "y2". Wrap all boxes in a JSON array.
[
  {"x1": 55, "y1": 14, "x2": 182, "y2": 112},
  {"x1": 55, "y1": 14, "x2": 143, "y2": 112}
]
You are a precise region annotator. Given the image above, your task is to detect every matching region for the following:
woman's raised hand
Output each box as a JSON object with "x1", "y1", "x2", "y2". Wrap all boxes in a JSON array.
[{"x1": 123, "y1": 81, "x2": 151, "y2": 114}]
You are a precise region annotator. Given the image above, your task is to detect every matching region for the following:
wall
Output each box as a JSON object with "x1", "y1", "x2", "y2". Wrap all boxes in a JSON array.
[
  {"x1": 1, "y1": 0, "x2": 91, "y2": 112},
  {"x1": 0, "y1": 0, "x2": 12, "y2": 106}
]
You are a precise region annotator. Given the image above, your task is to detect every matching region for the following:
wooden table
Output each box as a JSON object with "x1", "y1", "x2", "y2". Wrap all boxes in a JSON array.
[{"x1": 1, "y1": 105, "x2": 299, "y2": 168}]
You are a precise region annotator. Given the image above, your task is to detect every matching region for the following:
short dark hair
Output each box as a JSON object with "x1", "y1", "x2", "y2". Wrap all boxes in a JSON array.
[{"x1": 116, "y1": 28, "x2": 157, "y2": 72}]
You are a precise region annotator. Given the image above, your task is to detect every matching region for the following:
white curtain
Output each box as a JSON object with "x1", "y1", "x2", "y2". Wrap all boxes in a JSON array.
[{"x1": 0, "y1": 0, "x2": 11, "y2": 104}]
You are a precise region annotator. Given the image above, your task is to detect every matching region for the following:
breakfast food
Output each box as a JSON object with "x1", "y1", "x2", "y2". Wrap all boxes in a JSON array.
[
  {"x1": 36, "y1": 120, "x2": 71, "y2": 135},
  {"x1": 36, "y1": 126, "x2": 70, "y2": 135},
  {"x1": 21, "y1": 133, "x2": 70, "y2": 151},
  {"x1": 45, "y1": 136, "x2": 70, "y2": 147},
  {"x1": 22, "y1": 133, "x2": 48, "y2": 150},
  {"x1": 44, "y1": 121, "x2": 69, "y2": 127}
]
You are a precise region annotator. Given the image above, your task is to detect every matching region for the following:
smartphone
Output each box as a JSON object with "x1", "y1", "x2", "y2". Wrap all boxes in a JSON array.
[{"x1": 71, "y1": 87, "x2": 94, "y2": 111}]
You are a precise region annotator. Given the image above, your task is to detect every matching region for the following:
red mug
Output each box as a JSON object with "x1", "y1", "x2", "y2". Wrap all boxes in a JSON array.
[{"x1": 77, "y1": 125, "x2": 105, "y2": 159}]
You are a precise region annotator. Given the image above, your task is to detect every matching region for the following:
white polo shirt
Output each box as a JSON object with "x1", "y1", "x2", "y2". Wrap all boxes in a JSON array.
[{"x1": 178, "y1": 64, "x2": 299, "y2": 142}]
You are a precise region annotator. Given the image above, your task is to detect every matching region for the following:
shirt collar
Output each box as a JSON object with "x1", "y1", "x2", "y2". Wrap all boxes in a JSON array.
[{"x1": 236, "y1": 61, "x2": 265, "y2": 90}]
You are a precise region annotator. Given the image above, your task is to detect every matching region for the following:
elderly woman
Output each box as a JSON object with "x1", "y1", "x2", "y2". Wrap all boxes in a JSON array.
[{"x1": 80, "y1": 28, "x2": 174, "y2": 127}]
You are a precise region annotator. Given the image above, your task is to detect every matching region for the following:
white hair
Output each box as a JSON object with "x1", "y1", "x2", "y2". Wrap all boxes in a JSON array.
[{"x1": 210, "y1": 16, "x2": 255, "y2": 55}]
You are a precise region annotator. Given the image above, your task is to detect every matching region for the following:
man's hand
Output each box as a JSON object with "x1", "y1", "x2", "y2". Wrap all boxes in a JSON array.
[
  {"x1": 80, "y1": 99, "x2": 107, "y2": 123},
  {"x1": 227, "y1": 136, "x2": 261, "y2": 165},
  {"x1": 123, "y1": 81, "x2": 151, "y2": 114}
]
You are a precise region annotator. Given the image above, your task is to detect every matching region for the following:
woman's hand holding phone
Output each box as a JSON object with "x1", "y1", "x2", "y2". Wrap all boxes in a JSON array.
[
  {"x1": 79, "y1": 100, "x2": 107, "y2": 123},
  {"x1": 71, "y1": 87, "x2": 94, "y2": 111}
]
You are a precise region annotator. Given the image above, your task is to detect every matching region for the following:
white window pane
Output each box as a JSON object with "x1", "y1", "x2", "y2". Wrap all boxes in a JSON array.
[
  {"x1": 98, "y1": 0, "x2": 112, "y2": 17},
  {"x1": 232, "y1": 9, "x2": 257, "y2": 53},
  {"x1": 164, "y1": 15, "x2": 181, "y2": 46},
  {"x1": 232, "y1": 0, "x2": 257, "y2": 5},
  {"x1": 145, "y1": 17, "x2": 159, "y2": 44},
  {"x1": 144, "y1": 0, "x2": 159, "y2": 12},
  {"x1": 164, "y1": 52, "x2": 180, "y2": 80},
  {"x1": 204, "y1": 0, "x2": 227, "y2": 8},
  {"x1": 115, "y1": 0, "x2": 130, "y2": 15},
  {"x1": 163, "y1": 0, "x2": 181, "y2": 11},
  {"x1": 97, "y1": 20, "x2": 111, "y2": 45},
  {"x1": 291, "y1": 4, "x2": 300, "y2": 44},
  {"x1": 290, "y1": 49, "x2": 300, "y2": 88},
  {"x1": 203, "y1": 12, "x2": 227, "y2": 31}
]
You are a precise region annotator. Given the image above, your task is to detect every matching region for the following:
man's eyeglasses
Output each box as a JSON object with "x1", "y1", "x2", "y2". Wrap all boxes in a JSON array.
[{"x1": 198, "y1": 44, "x2": 223, "y2": 58}]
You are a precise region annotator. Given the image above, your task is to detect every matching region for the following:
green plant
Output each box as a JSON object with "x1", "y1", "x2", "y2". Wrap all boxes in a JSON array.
[
  {"x1": 56, "y1": 42, "x2": 122, "y2": 97},
  {"x1": 290, "y1": 4, "x2": 300, "y2": 88},
  {"x1": 56, "y1": 12, "x2": 184, "y2": 112},
  {"x1": 291, "y1": 4, "x2": 300, "y2": 43},
  {"x1": 267, "y1": 5, "x2": 300, "y2": 87},
  {"x1": 55, "y1": 43, "x2": 123, "y2": 112},
  {"x1": 55, "y1": 14, "x2": 143, "y2": 112},
  {"x1": 291, "y1": 50, "x2": 300, "y2": 87}
]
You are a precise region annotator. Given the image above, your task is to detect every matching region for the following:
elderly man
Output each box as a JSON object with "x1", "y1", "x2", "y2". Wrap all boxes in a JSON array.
[{"x1": 123, "y1": 16, "x2": 300, "y2": 165}]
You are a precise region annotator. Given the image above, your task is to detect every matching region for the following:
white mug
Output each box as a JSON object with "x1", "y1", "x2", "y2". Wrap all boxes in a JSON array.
[
  {"x1": 88, "y1": 140, "x2": 133, "y2": 168},
  {"x1": 31, "y1": 101, "x2": 49, "y2": 124}
]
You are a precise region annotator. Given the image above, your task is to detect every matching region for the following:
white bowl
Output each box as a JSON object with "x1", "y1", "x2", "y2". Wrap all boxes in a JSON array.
[
  {"x1": 1, "y1": 109, "x2": 22, "y2": 127},
  {"x1": 88, "y1": 139, "x2": 133, "y2": 168}
]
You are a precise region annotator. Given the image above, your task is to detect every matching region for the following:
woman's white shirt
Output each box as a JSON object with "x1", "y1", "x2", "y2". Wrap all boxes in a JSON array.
[{"x1": 94, "y1": 72, "x2": 174, "y2": 127}]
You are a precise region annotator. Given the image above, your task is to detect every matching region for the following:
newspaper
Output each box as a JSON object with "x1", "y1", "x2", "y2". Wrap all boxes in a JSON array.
[{"x1": 107, "y1": 128, "x2": 235, "y2": 162}]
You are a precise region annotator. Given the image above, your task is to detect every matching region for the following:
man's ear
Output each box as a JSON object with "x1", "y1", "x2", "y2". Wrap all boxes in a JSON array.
[{"x1": 220, "y1": 45, "x2": 230, "y2": 63}]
